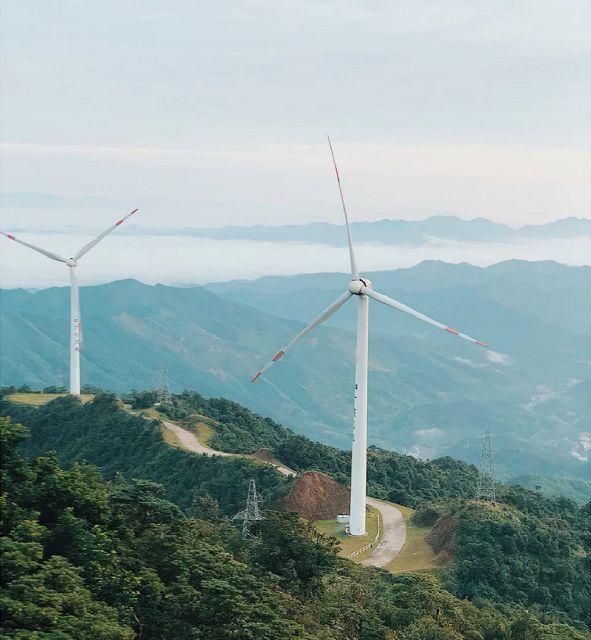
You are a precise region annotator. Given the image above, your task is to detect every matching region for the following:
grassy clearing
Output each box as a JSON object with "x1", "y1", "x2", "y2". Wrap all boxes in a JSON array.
[
  {"x1": 7, "y1": 393, "x2": 93, "y2": 406},
  {"x1": 193, "y1": 421, "x2": 215, "y2": 446},
  {"x1": 316, "y1": 505, "x2": 381, "y2": 560},
  {"x1": 385, "y1": 504, "x2": 449, "y2": 574},
  {"x1": 161, "y1": 425, "x2": 183, "y2": 448},
  {"x1": 180, "y1": 415, "x2": 216, "y2": 445},
  {"x1": 133, "y1": 406, "x2": 167, "y2": 420}
]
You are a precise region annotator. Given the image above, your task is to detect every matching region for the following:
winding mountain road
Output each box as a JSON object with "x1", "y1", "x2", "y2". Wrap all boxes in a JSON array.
[
  {"x1": 163, "y1": 421, "x2": 295, "y2": 476},
  {"x1": 163, "y1": 421, "x2": 405, "y2": 566}
]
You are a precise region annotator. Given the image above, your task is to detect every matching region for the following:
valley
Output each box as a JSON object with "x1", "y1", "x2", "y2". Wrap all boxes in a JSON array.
[{"x1": 2, "y1": 260, "x2": 589, "y2": 494}]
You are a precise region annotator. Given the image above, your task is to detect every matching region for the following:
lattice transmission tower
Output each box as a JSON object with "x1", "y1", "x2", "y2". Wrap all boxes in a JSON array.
[
  {"x1": 156, "y1": 367, "x2": 171, "y2": 404},
  {"x1": 233, "y1": 479, "x2": 264, "y2": 540},
  {"x1": 475, "y1": 430, "x2": 496, "y2": 501}
]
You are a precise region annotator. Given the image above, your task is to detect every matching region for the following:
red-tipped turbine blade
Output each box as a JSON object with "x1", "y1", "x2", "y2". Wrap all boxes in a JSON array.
[
  {"x1": 74, "y1": 208, "x2": 139, "y2": 259},
  {"x1": 362, "y1": 287, "x2": 489, "y2": 349}
]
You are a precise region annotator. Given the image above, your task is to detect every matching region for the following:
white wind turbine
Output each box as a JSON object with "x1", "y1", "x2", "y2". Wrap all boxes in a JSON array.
[
  {"x1": 252, "y1": 138, "x2": 489, "y2": 536},
  {"x1": 1, "y1": 209, "x2": 138, "y2": 396}
]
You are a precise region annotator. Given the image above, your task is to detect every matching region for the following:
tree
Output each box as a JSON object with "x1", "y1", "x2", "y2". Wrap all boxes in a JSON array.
[{"x1": 252, "y1": 510, "x2": 338, "y2": 595}]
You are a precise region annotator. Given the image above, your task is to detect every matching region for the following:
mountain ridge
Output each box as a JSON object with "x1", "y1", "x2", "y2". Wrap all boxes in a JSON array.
[
  {"x1": 5, "y1": 214, "x2": 590, "y2": 245},
  {"x1": 117, "y1": 215, "x2": 591, "y2": 245},
  {"x1": 1, "y1": 260, "x2": 589, "y2": 485}
]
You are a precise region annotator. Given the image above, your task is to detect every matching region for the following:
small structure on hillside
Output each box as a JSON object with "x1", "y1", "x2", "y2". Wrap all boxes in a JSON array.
[
  {"x1": 475, "y1": 430, "x2": 496, "y2": 501},
  {"x1": 233, "y1": 479, "x2": 264, "y2": 540},
  {"x1": 155, "y1": 367, "x2": 171, "y2": 405}
]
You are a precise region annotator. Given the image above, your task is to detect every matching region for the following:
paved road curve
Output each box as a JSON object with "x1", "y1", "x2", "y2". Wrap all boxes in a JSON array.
[
  {"x1": 164, "y1": 421, "x2": 404, "y2": 565},
  {"x1": 163, "y1": 421, "x2": 296, "y2": 477},
  {"x1": 361, "y1": 497, "x2": 406, "y2": 568}
]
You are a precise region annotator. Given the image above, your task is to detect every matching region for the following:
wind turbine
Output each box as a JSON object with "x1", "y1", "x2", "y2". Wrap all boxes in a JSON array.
[
  {"x1": 1, "y1": 209, "x2": 138, "y2": 396},
  {"x1": 251, "y1": 138, "x2": 488, "y2": 536}
]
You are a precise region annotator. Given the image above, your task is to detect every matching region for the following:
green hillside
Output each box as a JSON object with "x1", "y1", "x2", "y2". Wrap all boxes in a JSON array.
[
  {"x1": 2, "y1": 390, "x2": 589, "y2": 634},
  {"x1": 4, "y1": 416, "x2": 588, "y2": 640},
  {"x1": 1, "y1": 393, "x2": 291, "y2": 516},
  {"x1": 441, "y1": 498, "x2": 590, "y2": 628},
  {"x1": 1, "y1": 261, "x2": 589, "y2": 485}
]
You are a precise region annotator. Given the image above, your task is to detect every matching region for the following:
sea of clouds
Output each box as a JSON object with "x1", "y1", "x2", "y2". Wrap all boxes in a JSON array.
[{"x1": 0, "y1": 231, "x2": 590, "y2": 289}]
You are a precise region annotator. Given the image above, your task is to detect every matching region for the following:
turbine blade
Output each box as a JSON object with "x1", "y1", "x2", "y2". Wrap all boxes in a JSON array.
[
  {"x1": 74, "y1": 208, "x2": 138, "y2": 260},
  {"x1": 327, "y1": 136, "x2": 358, "y2": 278},
  {"x1": 362, "y1": 287, "x2": 489, "y2": 348},
  {"x1": 1, "y1": 232, "x2": 67, "y2": 263},
  {"x1": 251, "y1": 290, "x2": 352, "y2": 381}
]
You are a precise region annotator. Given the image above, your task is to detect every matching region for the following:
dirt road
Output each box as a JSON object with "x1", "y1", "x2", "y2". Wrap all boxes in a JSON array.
[
  {"x1": 163, "y1": 421, "x2": 295, "y2": 477},
  {"x1": 361, "y1": 497, "x2": 406, "y2": 567}
]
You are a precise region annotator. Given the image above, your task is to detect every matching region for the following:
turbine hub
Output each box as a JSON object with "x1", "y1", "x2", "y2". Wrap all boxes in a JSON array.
[
  {"x1": 67, "y1": 258, "x2": 78, "y2": 267},
  {"x1": 348, "y1": 277, "x2": 372, "y2": 295}
]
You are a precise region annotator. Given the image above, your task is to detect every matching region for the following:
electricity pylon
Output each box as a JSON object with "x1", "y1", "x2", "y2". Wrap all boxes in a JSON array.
[
  {"x1": 475, "y1": 430, "x2": 496, "y2": 501},
  {"x1": 156, "y1": 367, "x2": 171, "y2": 404},
  {"x1": 233, "y1": 479, "x2": 264, "y2": 540}
]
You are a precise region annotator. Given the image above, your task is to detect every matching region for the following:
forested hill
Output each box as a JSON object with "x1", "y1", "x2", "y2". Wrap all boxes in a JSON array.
[
  {"x1": 1, "y1": 389, "x2": 483, "y2": 510},
  {"x1": 2, "y1": 259, "x2": 590, "y2": 487},
  {"x1": 0, "y1": 392, "x2": 292, "y2": 516},
  {"x1": 1, "y1": 389, "x2": 589, "y2": 634},
  {"x1": 4, "y1": 416, "x2": 588, "y2": 640}
]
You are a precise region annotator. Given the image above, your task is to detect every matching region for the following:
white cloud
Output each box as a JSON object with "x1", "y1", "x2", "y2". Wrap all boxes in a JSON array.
[
  {"x1": 0, "y1": 231, "x2": 589, "y2": 289},
  {"x1": 485, "y1": 350, "x2": 512, "y2": 366},
  {"x1": 414, "y1": 428, "x2": 445, "y2": 438}
]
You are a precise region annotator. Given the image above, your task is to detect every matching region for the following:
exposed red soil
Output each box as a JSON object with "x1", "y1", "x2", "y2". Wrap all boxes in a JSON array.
[
  {"x1": 278, "y1": 471, "x2": 350, "y2": 521},
  {"x1": 252, "y1": 448, "x2": 278, "y2": 464},
  {"x1": 426, "y1": 515, "x2": 456, "y2": 562}
]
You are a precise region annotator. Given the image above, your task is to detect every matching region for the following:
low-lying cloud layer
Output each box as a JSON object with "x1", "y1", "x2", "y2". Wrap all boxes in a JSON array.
[{"x1": 0, "y1": 231, "x2": 589, "y2": 289}]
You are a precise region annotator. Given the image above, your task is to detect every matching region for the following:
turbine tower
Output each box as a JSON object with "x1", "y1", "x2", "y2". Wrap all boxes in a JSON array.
[
  {"x1": 475, "y1": 430, "x2": 496, "y2": 501},
  {"x1": 252, "y1": 137, "x2": 489, "y2": 536},
  {"x1": 1, "y1": 209, "x2": 138, "y2": 395}
]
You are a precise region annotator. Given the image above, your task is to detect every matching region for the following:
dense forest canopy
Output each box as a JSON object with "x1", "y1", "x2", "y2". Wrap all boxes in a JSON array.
[
  {"x1": 2, "y1": 415, "x2": 588, "y2": 639},
  {"x1": 1, "y1": 389, "x2": 589, "y2": 638}
]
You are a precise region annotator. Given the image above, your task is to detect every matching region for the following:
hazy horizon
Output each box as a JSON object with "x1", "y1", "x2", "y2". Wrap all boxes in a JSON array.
[
  {"x1": 1, "y1": 1, "x2": 590, "y2": 229},
  {"x1": 1, "y1": 231, "x2": 589, "y2": 290}
]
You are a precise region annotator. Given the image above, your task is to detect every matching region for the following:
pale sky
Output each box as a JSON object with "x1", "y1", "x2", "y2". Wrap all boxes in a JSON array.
[{"x1": 1, "y1": 0, "x2": 590, "y2": 230}]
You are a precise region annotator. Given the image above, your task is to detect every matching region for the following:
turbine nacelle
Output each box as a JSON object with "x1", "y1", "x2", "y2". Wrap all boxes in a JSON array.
[
  {"x1": 348, "y1": 278, "x2": 372, "y2": 295},
  {"x1": 66, "y1": 258, "x2": 78, "y2": 268}
]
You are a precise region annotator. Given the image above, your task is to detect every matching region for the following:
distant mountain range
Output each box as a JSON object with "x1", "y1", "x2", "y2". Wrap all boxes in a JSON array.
[
  {"x1": 114, "y1": 215, "x2": 591, "y2": 245},
  {"x1": 1, "y1": 260, "x2": 589, "y2": 485}
]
